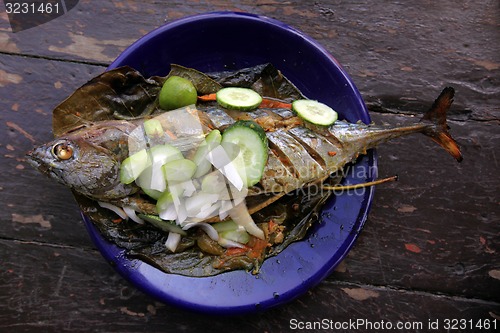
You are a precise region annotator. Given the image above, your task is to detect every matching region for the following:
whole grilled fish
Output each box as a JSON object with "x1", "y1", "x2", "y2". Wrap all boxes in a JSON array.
[{"x1": 27, "y1": 80, "x2": 462, "y2": 216}]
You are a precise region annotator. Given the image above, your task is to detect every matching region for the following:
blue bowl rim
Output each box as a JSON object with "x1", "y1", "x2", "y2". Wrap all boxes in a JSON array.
[{"x1": 81, "y1": 11, "x2": 378, "y2": 315}]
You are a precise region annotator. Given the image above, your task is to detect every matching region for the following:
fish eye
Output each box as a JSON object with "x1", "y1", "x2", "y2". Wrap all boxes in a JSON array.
[{"x1": 51, "y1": 142, "x2": 74, "y2": 161}]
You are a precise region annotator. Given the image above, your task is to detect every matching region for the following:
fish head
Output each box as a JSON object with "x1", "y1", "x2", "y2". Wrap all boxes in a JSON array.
[{"x1": 27, "y1": 124, "x2": 137, "y2": 200}]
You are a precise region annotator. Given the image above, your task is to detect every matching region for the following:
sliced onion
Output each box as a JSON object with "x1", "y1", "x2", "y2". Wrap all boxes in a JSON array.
[
  {"x1": 195, "y1": 201, "x2": 221, "y2": 220},
  {"x1": 122, "y1": 206, "x2": 145, "y2": 224},
  {"x1": 164, "y1": 185, "x2": 187, "y2": 225},
  {"x1": 149, "y1": 144, "x2": 183, "y2": 191},
  {"x1": 181, "y1": 179, "x2": 198, "y2": 197},
  {"x1": 98, "y1": 201, "x2": 127, "y2": 219},
  {"x1": 219, "y1": 179, "x2": 248, "y2": 203},
  {"x1": 185, "y1": 192, "x2": 219, "y2": 217},
  {"x1": 135, "y1": 165, "x2": 153, "y2": 190},
  {"x1": 174, "y1": 200, "x2": 188, "y2": 225},
  {"x1": 219, "y1": 200, "x2": 234, "y2": 220},
  {"x1": 168, "y1": 180, "x2": 197, "y2": 199},
  {"x1": 229, "y1": 202, "x2": 264, "y2": 239},
  {"x1": 219, "y1": 209, "x2": 229, "y2": 221},
  {"x1": 165, "y1": 232, "x2": 181, "y2": 252},
  {"x1": 159, "y1": 203, "x2": 177, "y2": 221},
  {"x1": 126, "y1": 126, "x2": 266, "y2": 234},
  {"x1": 182, "y1": 222, "x2": 219, "y2": 241},
  {"x1": 200, "y1": 171, "x2": 226, "y2": 194},
  {"x1": 206, "y1": 145, "x2": 244, "y2": 191},
  {"x1": 218, "y1": 238, "x2": 246, "y2": 249},
  {"x1": 149, "y1": 163, "x2": 167, "y2": 192}
]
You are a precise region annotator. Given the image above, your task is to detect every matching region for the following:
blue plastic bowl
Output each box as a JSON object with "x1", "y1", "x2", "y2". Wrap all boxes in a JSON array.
[{"x1": 84, "y1": 11, "x2": 376, "y2": 315}]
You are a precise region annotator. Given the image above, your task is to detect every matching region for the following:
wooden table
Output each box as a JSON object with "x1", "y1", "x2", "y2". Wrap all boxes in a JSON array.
[{"x1": 1, "y1": 1, "x2": 498, "y2": 331}]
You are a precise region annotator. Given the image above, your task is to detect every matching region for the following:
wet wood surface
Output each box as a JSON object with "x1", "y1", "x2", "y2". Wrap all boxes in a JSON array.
[{"x1": 0, "y1": 1, "x2": 498, "y2": 332}]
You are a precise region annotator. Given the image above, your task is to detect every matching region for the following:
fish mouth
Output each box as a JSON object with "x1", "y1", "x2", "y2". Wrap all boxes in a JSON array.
[
  {"x1": 26, "y1": 149, "x2": 59, "y2": 179},
  {"x1": 26, "y1": 150, "x2": 44, "y2": 170}
]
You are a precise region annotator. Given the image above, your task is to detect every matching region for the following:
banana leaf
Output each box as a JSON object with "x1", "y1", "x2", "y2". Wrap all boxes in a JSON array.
[
  {"x1": 53, "y1": 63, "x2": 329, "y2": 277},
  {"x1": 52, "y1": 67, "x2": 164, "y2": 136}
]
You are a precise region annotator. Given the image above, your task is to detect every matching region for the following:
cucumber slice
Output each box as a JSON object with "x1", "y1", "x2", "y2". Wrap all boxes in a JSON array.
[
  {"x1": 162, "y1": 158, "x2": 197, "y2": 183},
  {"x1": 212, "y1": 220, "x2": 239, "y2": 233},
  {"x1": 292, "y1": 99, "x2": 338, "y2": 126},
  {"x1": 192, "y1": 129, "x2": 222, "y2": 178},
  {"x1": 150, "y1": 145, "x2": 183, "y2": 191},
  {"x1": 141, "y1": 187, "x2": 163, "y2": 200},
  {"x1": 221, "y1": 120, "x2": 268, "y2": 187},
  {"x1": 220, "y1": 228, "x2": 250, "y2": 244},
  {"x1": 143, "y1": 118, "x2": 164, "y2": 138},
  {"x1": 150, "y1": 143, "x2": 184, "y2": 163},
  {"x1": 136, "y1": 144, "x2": 183, "y2": 192},
  {"x1": 203, "y1": 218, "x2": 250, "y2": 244},
  {"x1": 120, "y1": 149, "x2": 152, "y2": 184},
  {"x1": 216, "y1": 87, "x2": 262, "y2": 111}
]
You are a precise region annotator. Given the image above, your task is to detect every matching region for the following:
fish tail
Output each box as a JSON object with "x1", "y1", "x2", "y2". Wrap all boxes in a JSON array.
[{"x1": 420, "y1": 87, "x2": 463, "y2": 162}]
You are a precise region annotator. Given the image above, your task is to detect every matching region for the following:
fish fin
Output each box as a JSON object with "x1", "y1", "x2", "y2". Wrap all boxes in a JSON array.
[{"x1": 421, "y1": 87, "x2": 463, "y2": 162}]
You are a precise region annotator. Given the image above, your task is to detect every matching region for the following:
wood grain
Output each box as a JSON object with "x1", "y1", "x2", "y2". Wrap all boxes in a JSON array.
[
  {"x1": 1, "y1": 0, "x2": 497, "y2": 119},
  {"x1": 1, "y1": 240, "x2": 498, "y2": 332},
  {"x1": 331, "y1": 113, "x2": 500, "y2": 301}
]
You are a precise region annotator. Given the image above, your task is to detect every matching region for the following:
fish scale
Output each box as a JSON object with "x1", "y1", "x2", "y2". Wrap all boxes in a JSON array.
[
  {"x1": 203, "y1": 107, "x2": 235, "y2": 128},
  {"x1": 266, "y1": 130, "x2": 325, "y2": 182},
  {"x1": 288, "y1": 126, "x2": 343, "y2": 169}
]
